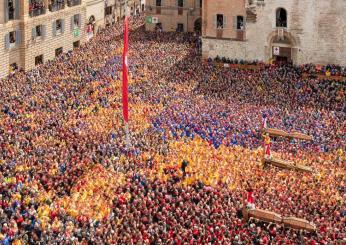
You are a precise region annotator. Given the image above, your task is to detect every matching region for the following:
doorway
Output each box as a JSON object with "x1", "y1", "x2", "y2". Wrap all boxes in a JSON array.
[
  {"x1": 272, "y1": 46, "x2": 291, "y2": 64},
  {"x1": 194, "y1": 18, "x2": 202, "y2": 34}
]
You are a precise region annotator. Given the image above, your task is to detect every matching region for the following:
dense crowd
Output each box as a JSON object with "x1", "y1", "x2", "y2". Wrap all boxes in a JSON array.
[
  {"x1": 0, "y1": 16, "x2": 345, "y2": 244},
  {"x1": 301, "y1": 63, "x2": 346, "y2": 77}
]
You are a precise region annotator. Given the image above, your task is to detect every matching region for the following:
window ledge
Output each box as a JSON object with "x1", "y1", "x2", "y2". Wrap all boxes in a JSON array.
[{"x1": 56, "y1": 30, "x2": 63, "y2": 36}]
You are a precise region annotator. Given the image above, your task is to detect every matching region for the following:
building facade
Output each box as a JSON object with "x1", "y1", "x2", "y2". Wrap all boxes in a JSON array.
[
  {"x1": 145, "y1": 0, "x2": 202, "y2": 33},
  {"x1": 202, "y1": 0, "x2": 346, "y2": 65},
  {"x1": 0, "y1": 0, "x2": 86, "y2": 78},
  {"x1": 0, "y1": 0, "x2": 144, "y2": 78},
  {"x1": 85, "y1": 0, "x2": 104, "y2": 40},
  {"x1": 103, "y1": 0, "x2": 142, "y2": 27}
]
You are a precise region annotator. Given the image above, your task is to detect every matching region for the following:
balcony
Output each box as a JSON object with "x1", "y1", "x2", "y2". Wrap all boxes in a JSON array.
[
  {"x1": 67, "y1": 0, "x2": 81, "y2": 7},
  {"x1": 49, "y1": 1, "x2": 65, "y2": 12},
  {"x1": 29, "y1": 7, "x2": 46, "y2": 17}
]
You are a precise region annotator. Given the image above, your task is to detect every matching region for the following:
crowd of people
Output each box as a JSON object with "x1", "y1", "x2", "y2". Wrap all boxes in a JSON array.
[
  {"x1": 0, "y1": 16, "x2": 345, "y2": 244},
  {"x1": 301, "y1": 64, "x2": 346, "y2": 77}
]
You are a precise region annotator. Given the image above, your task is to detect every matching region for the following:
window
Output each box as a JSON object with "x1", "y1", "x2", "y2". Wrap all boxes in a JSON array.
[
  {"x1": 156, "y1": 0, "x2": 161, "y2": 6},
  {"x1": 72, "y1": 14, "x2": 81, "y2": 29},
  {"x1": 276, "y1": 8, "x2": 287, "y2": 27},
  {"x1": 177, "y1": 23, "x2": 184, "y2": 32},
  {"x1": 216, "y1": 14, "x2": 224, "y2": 29},
  {"x1": 53, "y1": 19, "x2": 64, "y2": 36},
  {"x1": 105, "y1": 6, "x2": 112, "y2": 15},
  {"x1": 9, "y1": 31, "x2": 16, "y2": 44},
  {"x1": 55, "y1": 47, "x2": 63, "y2": 57},
  {"x1": 5, "y1": 30, "x2": 21, "y2": 49},
  {"x1": 177, "y1": 0, "x2": 184, "y2": 7},
  {"x1": 35, "y1": 55, "x2": 43, "y2": 66},
  {"x1": 29, "y1": 0, "x2": 45, "y2": 17},
  {"x1": 73, "y1": 40, "x2": 80, "y2": 49},
  {"x1": 49, "y1": 0, "x2": 65, "y2": 12},
  {"x1": 8, "y1": 0, "x2": 15, "y2": 20},
  {"x1": 67, "y1": 0, "x2": 81, "y2": 7},
  {"x1": 36, "y1": 25, "x2": 42, "y2": 36},
  {"x1": 237, "y1": 16, "x2": 244, "y2": 30}
]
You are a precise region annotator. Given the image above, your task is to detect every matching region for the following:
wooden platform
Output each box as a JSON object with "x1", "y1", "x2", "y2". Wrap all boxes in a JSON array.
[{"x1": 264, "y1": 157, "x2": 313, "y2": 173}]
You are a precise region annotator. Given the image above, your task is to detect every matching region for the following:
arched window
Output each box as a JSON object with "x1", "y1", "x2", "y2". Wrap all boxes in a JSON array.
[{"x1": 276, "y1": 8, "x2": 287, "y2": 27}]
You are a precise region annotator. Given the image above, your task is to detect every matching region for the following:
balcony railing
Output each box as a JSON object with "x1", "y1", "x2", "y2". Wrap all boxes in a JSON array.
[
  {"x1": 49, "y1": 1, "x2": 65, "y2": 12},
  {"x1": 29, "y1": 7, "x2": 46, "y2": 17},
  {"x1": 67, "y1": 0, "x2": 81, "y2": 7}
]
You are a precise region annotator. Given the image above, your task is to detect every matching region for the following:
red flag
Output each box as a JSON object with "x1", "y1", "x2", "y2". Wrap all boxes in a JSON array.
[{"x1": 122, "y1": 16, "x2": 129, "y2": 122}]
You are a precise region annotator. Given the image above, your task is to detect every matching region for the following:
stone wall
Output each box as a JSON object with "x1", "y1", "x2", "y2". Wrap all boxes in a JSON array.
[{"x1": 202, "y1": 37, "x2": 246, "y2": 60}]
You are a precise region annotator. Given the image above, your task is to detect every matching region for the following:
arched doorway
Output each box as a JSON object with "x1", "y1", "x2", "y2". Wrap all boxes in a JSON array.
[
  {"x1": 194, "y1": 18, "x2": 202, "y2": 34},
  {"x1": 267, "y1": 30, "x2": 298, "y2": 64}
]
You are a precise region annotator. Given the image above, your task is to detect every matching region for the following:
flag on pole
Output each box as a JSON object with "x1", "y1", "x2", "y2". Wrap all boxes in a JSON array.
[{"x1": 122, "y1": 16, "x2": 129, "y2": 123}]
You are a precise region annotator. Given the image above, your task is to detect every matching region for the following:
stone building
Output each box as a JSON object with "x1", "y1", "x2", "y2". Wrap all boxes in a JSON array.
[
  {"x1": 0, "y1": 0, "x2": 144, "y2": 78},
  {"x1": 103, "y1": 0, "x2": 142, "y2": 27},
  {"x1": 202, "y1": 0, "x2": 346, "y2": 65},
  {"x1": 0, "y1": 0, "x2": 86, "y2": 78},
  {"x1": 145, "y1": 0, "x2": 202, "y2": 32}
]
